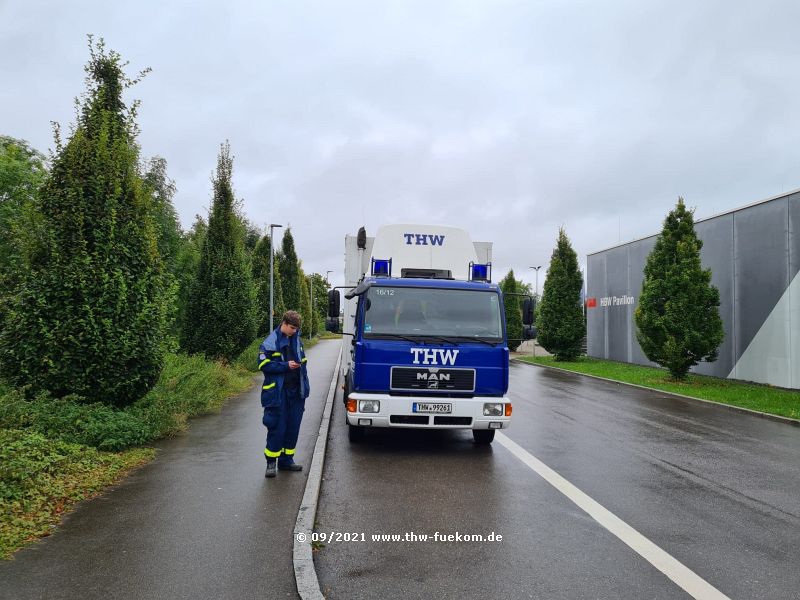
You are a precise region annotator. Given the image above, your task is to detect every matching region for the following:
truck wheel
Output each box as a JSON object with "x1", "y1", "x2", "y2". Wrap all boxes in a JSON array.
[
  {"x1": 348, "y1": 423, "x2": 365, "y2": 442},
  {"x1": 472, "y1": 429, "x2": 495, "y2": 445}
]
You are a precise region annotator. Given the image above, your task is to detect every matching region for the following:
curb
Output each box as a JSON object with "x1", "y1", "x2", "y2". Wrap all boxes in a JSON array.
[
  {"x1": 293, "y1": 346, "x2": 342, "y2": 599},
  {"x1": 512, "y1": 358, "x2": 800, "y2": 427}
]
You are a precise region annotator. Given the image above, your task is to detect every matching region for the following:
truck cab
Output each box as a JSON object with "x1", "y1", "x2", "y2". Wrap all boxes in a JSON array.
[{"x1": 328, "y1": 225, "x2": 512, "y2": 444}]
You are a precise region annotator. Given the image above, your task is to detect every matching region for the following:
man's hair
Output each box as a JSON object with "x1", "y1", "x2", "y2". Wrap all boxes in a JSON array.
[{"x1": 282, "y1": 310, "x2": 302, "y2": 327}]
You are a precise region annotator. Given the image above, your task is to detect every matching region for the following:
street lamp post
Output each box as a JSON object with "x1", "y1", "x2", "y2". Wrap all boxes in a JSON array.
[
  {"x1": 325, "y1": 270, "x2": 333, "y2": 284},
  {"x1": 269, "y1": 223, "x2": 283, "y2": 331},
  {"x1": 530, "y1": 265, "x2": 542, "y2": 301}
]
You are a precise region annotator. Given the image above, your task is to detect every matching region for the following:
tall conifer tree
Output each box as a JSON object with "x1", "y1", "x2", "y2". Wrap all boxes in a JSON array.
[
  {"x1": 0, "y1": 39, "x2": 173, "y2": 406},
  {"x1": 635, "y1": 198, "x2": 723, "y2": 379},
  {"x1": 278, "y1": 228, "x2": 301, "y2": 311},
  {"x1": 537, "y1": 228, "x2": 585, "y2": 360},
  {"x1": 183, "y1": 142, "x2": 256, "y2": 360},
  {"x1": 501, "y1": 270, "x2": 523, "y2": 351},
  {"x1": 299, "y1": 271, "x2": 313, "y2": 337}
]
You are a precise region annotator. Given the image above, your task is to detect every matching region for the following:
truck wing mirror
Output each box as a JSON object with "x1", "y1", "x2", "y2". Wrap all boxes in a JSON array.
[
  {"x1": 325, "y1": 317, "x2": 340, "y2": 334},
  {"x1": 522, "y1": 297, "x2": 535, "y2": 326},
  {"x1": 328, "y1": 289, "x2": 340, "y2": 318}
]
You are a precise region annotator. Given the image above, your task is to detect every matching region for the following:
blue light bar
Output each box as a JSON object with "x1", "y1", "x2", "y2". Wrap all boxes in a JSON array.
[
  {"x1": 469, "y1": 262, "x2": 491, "y2": 282},
  {"x1": 371, "y1": 258, "x2": 392, "y2": 277}
]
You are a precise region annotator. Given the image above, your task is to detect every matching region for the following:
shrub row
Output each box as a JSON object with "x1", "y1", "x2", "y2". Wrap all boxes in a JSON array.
[{"x1": 0, "y1": 351, "x2": 254, "y2": 452}]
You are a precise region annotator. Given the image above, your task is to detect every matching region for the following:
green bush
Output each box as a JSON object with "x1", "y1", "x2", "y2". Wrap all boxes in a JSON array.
[
  {"x1": 0, "y1": 39, "x2": 174, "y2": 407},
  {"x1": 0, "y1": 390, "x2": 152, "y2": 451},
  {"x1": 0, "y1": 352, "x2": 254, "y2": 451},
  {"x1": 0, "y1": 429, "x2": 92, "y2": 504},
  {"x1": 0, "y1": 428, "x2": 153, "y2": 558},
  {"x1": 233, "y1": 337, "x2": 265, "y2": 373}
]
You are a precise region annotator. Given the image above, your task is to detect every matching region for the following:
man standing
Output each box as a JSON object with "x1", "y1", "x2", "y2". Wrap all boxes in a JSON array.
[{"x1": 258, "y1": 310, "x2": 310, "y2": 478}]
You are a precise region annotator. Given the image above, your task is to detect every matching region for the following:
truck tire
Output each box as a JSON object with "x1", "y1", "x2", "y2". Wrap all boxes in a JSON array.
[
  {"x1": 348, "y1": 423, "x2": 365, "y2": 442},
  {"x1": 472, "y1": 429, "x2": 495, "y2": 445}
]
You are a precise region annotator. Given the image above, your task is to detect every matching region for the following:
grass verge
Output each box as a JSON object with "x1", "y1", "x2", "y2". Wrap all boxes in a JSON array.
[
  {"x1": 517, "y1": 355, "x2": 800, "y2": 420},
  {"x1": 0, "y1": 430, "x2": 154, "y2": 559},
  {"x1": 0, "y1": 343, "x2": 259, "y2": 558}
]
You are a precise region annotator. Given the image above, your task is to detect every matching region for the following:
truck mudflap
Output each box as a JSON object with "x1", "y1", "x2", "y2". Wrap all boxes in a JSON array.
[{"x1": 344, "y1": 392, "x2": 511, "y2": 430}]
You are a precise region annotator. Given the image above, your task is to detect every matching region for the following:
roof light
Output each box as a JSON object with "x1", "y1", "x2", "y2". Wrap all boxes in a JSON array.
[
  {"x1": 469, "y1": 262, "x2": 491, "y2": 282},
  {"x1": 371, "y1": 258, "x2": 392, "y2": 277}
]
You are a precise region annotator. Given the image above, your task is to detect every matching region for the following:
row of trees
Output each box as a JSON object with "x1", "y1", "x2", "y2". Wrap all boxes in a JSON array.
[
  {"x1": 503, "y1": 200, "x2": 723, "y2": 380},
  {"x1": 0, "y1": 39, "x2": 329, "y2": 408}
]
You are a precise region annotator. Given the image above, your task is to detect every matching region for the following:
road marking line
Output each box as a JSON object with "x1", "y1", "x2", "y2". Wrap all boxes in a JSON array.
[{"x1": 496, "y1": 432, "x2": 732, "y2": 600}]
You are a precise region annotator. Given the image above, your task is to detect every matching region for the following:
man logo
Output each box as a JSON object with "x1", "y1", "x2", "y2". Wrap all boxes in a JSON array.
[
  {"x1": 427, "y1": 380, "x2": 439, "y2": 389},
  {"x1": 416, "y1": 372, "x2": 451, "y2": 382}
]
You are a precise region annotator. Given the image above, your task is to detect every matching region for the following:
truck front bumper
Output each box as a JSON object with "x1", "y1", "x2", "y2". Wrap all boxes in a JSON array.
[{"x1": 345, "y1": 392, "x2": 511, "y2": 430}]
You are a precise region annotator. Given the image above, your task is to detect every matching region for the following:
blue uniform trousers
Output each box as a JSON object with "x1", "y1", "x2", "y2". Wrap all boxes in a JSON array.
[{"x1": 263, "y1": 386, "x2": 305, "y2": 464}]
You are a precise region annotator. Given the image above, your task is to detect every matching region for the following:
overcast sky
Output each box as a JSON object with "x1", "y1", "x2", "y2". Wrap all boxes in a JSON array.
[{"x1": 3, "y1": 0, "x2": 800, "y2": 291}]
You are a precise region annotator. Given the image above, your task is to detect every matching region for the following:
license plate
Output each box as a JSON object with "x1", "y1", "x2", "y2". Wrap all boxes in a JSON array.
[{"x1": 413, "y1": 402, "x2": 452, "y2": 414}]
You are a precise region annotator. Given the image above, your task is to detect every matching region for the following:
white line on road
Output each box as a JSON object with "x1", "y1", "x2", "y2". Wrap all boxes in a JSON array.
[{"x1": 496, "y1": 432, "x2": 732, "y2": 600}]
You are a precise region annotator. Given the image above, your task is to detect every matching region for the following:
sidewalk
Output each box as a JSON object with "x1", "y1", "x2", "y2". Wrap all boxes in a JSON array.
[
  {"x1": 0, "y1": 340, "x2": 341, "y2": 600},
  {"x1": 512, "y1": 339, "x2": 551, "y2": 357}
]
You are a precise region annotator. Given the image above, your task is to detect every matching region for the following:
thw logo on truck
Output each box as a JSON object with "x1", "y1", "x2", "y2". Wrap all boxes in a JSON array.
[
  {"x1": 403, "y1": 233, "x2": 445, "y2": 246},
  {"x1": 410, "y1": 348, "x2": 459, "y2": 365}
]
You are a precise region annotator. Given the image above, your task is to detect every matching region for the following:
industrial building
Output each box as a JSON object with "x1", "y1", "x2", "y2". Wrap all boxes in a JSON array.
[{"x1": 586, "y1": 190, "x2": 800, "y2": 389}]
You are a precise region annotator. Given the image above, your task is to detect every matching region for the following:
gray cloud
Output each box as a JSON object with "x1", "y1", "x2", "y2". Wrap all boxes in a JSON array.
[{"x1": 3, "y1": 0, "x2": 800, "y2": 290}]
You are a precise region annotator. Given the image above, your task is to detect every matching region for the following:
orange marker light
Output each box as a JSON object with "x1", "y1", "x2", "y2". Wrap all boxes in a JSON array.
[
  {"x1": 505, "y1": 403, "x2": 512, "y2": 417},
  {"x1": 346, "y1": 398, "x2": 357, "y2": 413}
]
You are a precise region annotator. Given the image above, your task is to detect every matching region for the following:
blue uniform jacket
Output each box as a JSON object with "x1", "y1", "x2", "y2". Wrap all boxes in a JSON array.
[{"x1": 258, "y1": 327, "x2": 310, "y2": 408}]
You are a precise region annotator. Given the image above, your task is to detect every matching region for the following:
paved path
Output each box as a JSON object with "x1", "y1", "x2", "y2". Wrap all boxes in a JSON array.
[{"x1": 0, "y1": 340, "x2": 341, "y2": 600}]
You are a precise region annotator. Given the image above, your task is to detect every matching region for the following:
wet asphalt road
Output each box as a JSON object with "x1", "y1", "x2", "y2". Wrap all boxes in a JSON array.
[
  {"x1": 314, "y1": 360, "x2": 800, "y2": 599},
  {"x1": 0, "y1": 339, "x2": 341, "y2": 600}
]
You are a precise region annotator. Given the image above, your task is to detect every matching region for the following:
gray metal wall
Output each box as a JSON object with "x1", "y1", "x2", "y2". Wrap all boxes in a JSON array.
[{"x1": 587, "y1": 191, "x2": 800, "y2": 389}]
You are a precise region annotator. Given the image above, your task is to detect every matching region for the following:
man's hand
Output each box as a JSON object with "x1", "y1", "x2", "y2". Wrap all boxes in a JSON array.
[{"x1": 288, "y1": 360, "x2": 301, "y2": 370}]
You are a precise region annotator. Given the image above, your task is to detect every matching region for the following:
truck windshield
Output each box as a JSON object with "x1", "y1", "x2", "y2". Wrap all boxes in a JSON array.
[{"x1": 362, "y1": 287, "x2": 503, "y2": 340}]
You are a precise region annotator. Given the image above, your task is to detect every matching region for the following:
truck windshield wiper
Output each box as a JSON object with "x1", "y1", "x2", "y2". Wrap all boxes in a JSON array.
[
  {"x1": 366, "y1": 333, "x2": 425, "y2": 344},
  {"x1": 449, "y1": 335, "x2": 499, "y2": 347},
  {"x1": 417, "y1": 335, "x2": 459, "y2": 346}
]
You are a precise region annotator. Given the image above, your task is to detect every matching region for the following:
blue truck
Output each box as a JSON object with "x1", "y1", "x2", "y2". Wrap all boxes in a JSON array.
[{"x1": 327, "y1": 224, "x2": 513, "y2": 444}]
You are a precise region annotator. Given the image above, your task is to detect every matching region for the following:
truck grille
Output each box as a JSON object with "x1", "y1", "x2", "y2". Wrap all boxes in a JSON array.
[{"x1": 390, "y1": 367, "x2": 475, "y2": 392}]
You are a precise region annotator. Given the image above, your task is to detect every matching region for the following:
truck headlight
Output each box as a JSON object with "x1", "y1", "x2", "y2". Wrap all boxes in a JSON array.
[
  {"x1": 483, "y1": 403, "x2": 503, "y2": 416},
  {"x1": 359, "y1": 400, "x2": 380, "y2": 413}
]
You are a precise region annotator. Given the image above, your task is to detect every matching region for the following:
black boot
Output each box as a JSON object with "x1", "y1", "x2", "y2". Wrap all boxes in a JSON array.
[
  {"x1": 265, "y1": 459, "x2": 277, "y2": 478},
  {"x1": 278, "y1": 458, "x2": 303, "y2": 472}
]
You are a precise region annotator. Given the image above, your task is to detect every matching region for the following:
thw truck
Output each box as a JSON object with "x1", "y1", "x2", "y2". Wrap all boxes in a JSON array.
[{"x1": 327, "y1": 224, "x2": 512, "y2": 444}]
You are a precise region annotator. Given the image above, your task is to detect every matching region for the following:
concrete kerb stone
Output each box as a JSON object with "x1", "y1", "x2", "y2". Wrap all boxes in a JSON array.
[
  {"x1": 293, "y1": 348, "x2": 342, "y2": 599},
  {"x1": 513, "y1": 358, "x2": 800, "y2": 427}
]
